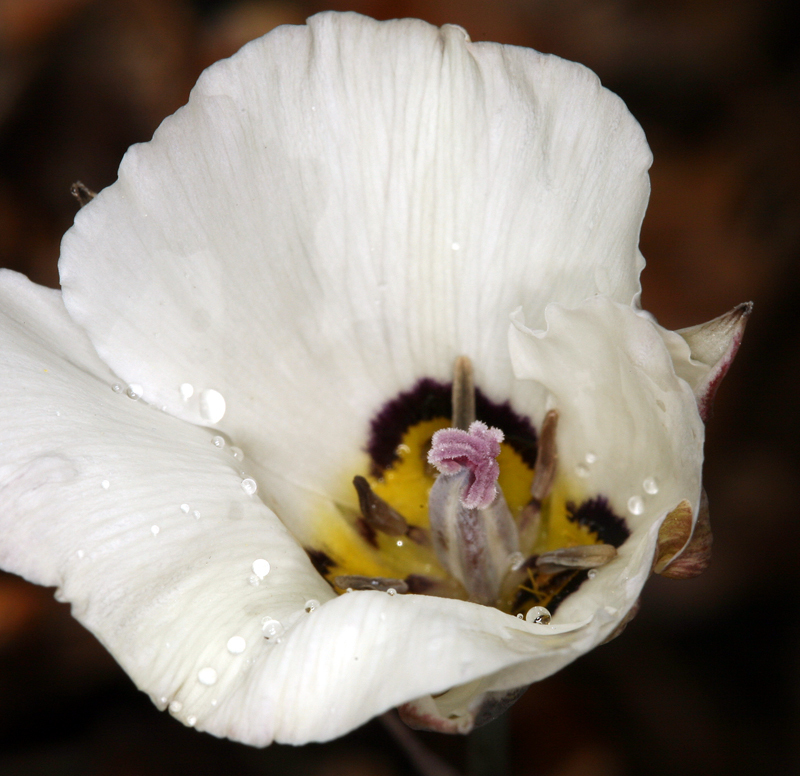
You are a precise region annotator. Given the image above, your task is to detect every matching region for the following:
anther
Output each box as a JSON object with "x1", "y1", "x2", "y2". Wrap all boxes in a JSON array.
[
  {"x1": 535, "y1": 543, "x2": 617, "y2": 575},
  {"x1": 530, "y1": 409, "x2": 559, "y2": 505},
  {"x1": 334, "y1": 575, "x2": 409, "y2": 594},
  {"x1": 352, "y1": 476, "x2": 408, "y2": 536},
  {"x1": 451, "y1": 356, "x2": 476, "y2": 430}
]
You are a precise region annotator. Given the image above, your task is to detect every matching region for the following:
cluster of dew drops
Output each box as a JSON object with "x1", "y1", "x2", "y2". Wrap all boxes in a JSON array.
[{"x1": 574, "y1": 450, "x2": 660, "y2": 516}]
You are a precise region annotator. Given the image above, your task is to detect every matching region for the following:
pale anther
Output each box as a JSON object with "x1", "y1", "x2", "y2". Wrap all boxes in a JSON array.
[
  {"x1": 451, "y1": 355, "x2": 476, "y2": 430},
  {"x1": 334, "y1": 575, "x2": 409, "y2": 594},
  {"x1": 535, "y1": 544, "x2": 617, "y2": 575},
  {"x1": 529, "y1": 409, "x2": 559, "y2": 505}
]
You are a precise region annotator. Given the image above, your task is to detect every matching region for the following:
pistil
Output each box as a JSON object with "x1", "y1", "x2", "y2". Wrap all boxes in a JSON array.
[{"x1": 427, "y1": 421, "x2": 520, "y2": 604}]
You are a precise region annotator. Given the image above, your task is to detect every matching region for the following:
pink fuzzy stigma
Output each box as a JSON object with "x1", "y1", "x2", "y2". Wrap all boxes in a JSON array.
[{"x1": 428, "y1": 421, "x2": 504, "y2": 510}]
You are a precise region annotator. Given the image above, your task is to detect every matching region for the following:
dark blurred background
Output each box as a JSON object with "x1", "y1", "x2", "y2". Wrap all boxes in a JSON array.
[{"x1": 1, "y1": 1, "x2": 798, "y2": 774}]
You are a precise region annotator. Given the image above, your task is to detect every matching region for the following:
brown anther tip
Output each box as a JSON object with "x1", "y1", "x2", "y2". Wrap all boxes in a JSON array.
[
  {"x1": 352, "y1": 475, "x2": 408, "y2": 536},
  {"x1": 70, "y1": 181, "x2": 96, "y2": 207}
]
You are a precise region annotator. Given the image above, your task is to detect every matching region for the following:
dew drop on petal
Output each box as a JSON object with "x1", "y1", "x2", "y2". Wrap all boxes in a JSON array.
[
  {"x1": 643, "y1": 476, "x2": 659, "y2": 495},
  {"x1": 451, "y1": 242, "x2": 460, "y2": 251},
  {"x1": 387, "y1": 588, "x2": 397, "y2": 596},
  {"x1": 169, "y1": 701, "x2": 183, "y2": 713},
  {"x1": 305, "y1": 599, "x2": 320, "y2": 613},
  {"x1": 252, "y1": 559, "x2": 270, "y2": 579},
  {"x1": 199, "y1": 389, "x2": 226, "y2": 423},
  {"x1": 396, "y1": 539, "x2": 404, "y2": 547},
  {"x1": 241, "y1": 477, "x2": 258, "y2": 496},
  {"x1": 180, "y1": 504, "x2": 190, "y2": 514},
  {"x1": 198, "y1": 667, "x2": 217, "y2": 686},
  {"x1": 261, "y1": 618, "x2": 284, "y2": 638},
  {"x1": 101, "y1": 480, "x2": 110, "y2": 490},
  {"x1": 192, "y1": 510, "x2": 201, "y2": 520},
  {"x1": 575, "y1": 463, "x2": 590, "y2": 478},
  {"x1": 111, "y1": 383, "x2": 123, "y2": 393},
  {"x1": 229, "y1": 446, "x2": 244, "y2": 461},
  {"x1": 151, "y1": 525, "x2": 160, "y2": 536},
  {"x1": 180, "y1": 383, "x2": 194, "y2": 401},
  {"x1": 187, "y1": 716, "x2": 197, "y2": 727},
  {"x1": 126, "y1": 384, "x2": 143, "y2": 400},
  {"x1": 76, "y1": 549, "x2": 84, "y2": 559},
  {"x1": 587, "y1": 569, "x2": 598, "y2": 579},
  {"x1": 516, "y1": 613, "x2": 524, "y2": 619},
  {"x1": 227, "y1": 636, "x2": 246, "y2": 655},
  {"x1": 627, "y1": 496, "x2": 644, "y2": 515},
  {"x1": 585, "y1": 452, "x2": 597, "y2": 464},
  {"x1": 507, "y1": 551, "x2": 525, "y2": 571},
  {"x1": 211, "y1": 435, "x2": 225, "y2": 448},
  {"x1": 526, "y1": 606, "x2": 551, "y2": 625},
  {"x1": 248, "y1": 575, "x2": 260, "y2": 587}
]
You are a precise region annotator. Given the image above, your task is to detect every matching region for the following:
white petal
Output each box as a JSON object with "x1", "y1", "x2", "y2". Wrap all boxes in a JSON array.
[
  {"x1": 0, "y1": 273, "x2": 675, "y2": 745},
  {"x1": 59, "y1": 11, "x2": 652, "y2": 540}
]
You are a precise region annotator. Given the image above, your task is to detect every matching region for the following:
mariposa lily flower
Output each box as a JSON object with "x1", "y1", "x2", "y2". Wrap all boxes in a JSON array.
[{"x1": 0, "y1": 11, "x2": 749, "y2": 746}]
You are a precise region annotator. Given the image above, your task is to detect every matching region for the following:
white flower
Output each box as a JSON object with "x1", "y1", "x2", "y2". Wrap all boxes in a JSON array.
[{"x1": 0, "y1": 12, "x2": 748, "y2": 745}]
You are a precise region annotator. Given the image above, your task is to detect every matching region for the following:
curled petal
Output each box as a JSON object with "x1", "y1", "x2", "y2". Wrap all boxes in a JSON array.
[{"x1": 654, "y1": 490, "x2": 712, "y2": 578}]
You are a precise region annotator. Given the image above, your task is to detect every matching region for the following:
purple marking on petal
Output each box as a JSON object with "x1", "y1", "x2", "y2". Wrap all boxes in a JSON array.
[{"x1": 428, "y1": 421, "x2": 504, "y2": 510}]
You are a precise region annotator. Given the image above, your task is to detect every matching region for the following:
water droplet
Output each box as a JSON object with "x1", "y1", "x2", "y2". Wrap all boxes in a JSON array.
[
  {"x1": 507, "y1": 551, "x2": 525, "y2": 571},
  {"x1": 387, "y1": 588, "x2": 397, "y2": 596},
  {"x1": 211, "y1": 435, "x2": 225, "y2": 448},
  {"x1": 101, "y1": 480, "x2": 110, "y2": 490},
  {"x1": 241, "y1": 477, "x2": 258, "y2": 496},
  {"x1": 451, "y1": 242, "x2": 460, "y2": 251},
  {"x1": 346, "y1": 587, "x2": 354, "y2": 594},
  {"x1": 192, "y1": 510, "x2": 201, "y2": 520},
  {"x1": 111, "y1": 383, "x2": 123, "y2": 393},
  {"x1": 229, "y1": 446, "x2": 244, "y2": 461},
  {"x1": 585, "y1": 452, "x2": 597, "y2": 464},
  {"x1": 227, "y1": 636, "x2": 246, "y2": 655},
  {"x1": 604, "y1": 605, "x2": 618, "y2": 616},
  {"x1": 643, "y1": 477, "x2": 659, "y2": 495},
  {"x1": 248, "y1": 575, "x2": 260, "y2": 587},
  {"x1": 126, "y1": 384, "x2": 143, "y2": 400},
  {"x1": 252, "y1": 559, "x2": 270, "y2": 579},
  {"x1": 180, "y1": 504, "x2": 190, "y2": 513},
  {"x1": 211, "y1": 699, "x2": 217, "y2": 706},
  {"x1": 169, "y1": 700, "x2": 183, "y2": 713},
  {"x1": 305, "y1": 599, "x2": 320, "y2": 613},
  {"x1": 159, "y1": 696, "x2": 167, "y2": 705},
  {"x1": 575, "y1": 463, "x2": 590, "y2": 478},
  {"x1": 180, "y1": 383, "x2": 194, "y2": 401},
  {"x1": 516, "y1": 613, "x2": 524, "y2": 619},
  {"x1": 627, "y1": 496, "x2": 644, "y2": 515},
  {"x1": 187, "y1": 715, "x2": 197, "y2": 727},
  {"x1": 261, "y1": 617, "x2": 284, "y2": 638},
  {"x1": 199, "y1": 389, "x2": 226, "y2": 423},
  {"x1": 76, "y1": 549, "x2": 85, "y2": 559},
  {"x1": 151, "y1": 525, "x2": 160, "y2": 536},
  {"x1": 198, "y1": 667, "x2": 217, "y2": 686},
  {"x1": 396, "y1": 539, "x2": 404, "y2": 547},
  {"x1": 587, "y1": 569, "x2": 597, "y2": 579},
  {"x1": 526, "y1": 606, "x2": 551, "y2": 625}
]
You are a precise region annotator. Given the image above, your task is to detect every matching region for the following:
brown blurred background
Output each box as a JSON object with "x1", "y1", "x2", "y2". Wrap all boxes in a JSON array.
[{"x1": 1, "y1": 1, "x2": 798, "y2": 774}]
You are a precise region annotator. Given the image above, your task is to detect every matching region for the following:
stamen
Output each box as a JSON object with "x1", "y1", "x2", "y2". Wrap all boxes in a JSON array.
[
  {"x1": 535, "y1": 543, "x2": 617, "y2": 575},
  {"x1": 451, "y1": 356, "x2": 476, "y2": 430},
  {"x1": 530, "y1": 409, "x2": 559, "y2": 505},
  {"x1": 334, "y1": 575, "x2": 409, "y2": 594},
  {"x1": 428, "y1": 421, "x2": 504, "y2": 510},
  {"x1": 352, "y1": 475, "x2": 408, "y2": 536}
]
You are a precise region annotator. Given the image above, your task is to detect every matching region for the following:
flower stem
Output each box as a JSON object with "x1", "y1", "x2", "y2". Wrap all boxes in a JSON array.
[{"x1": 466, "y1": 712, "x2": 510, "y2": 776}]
